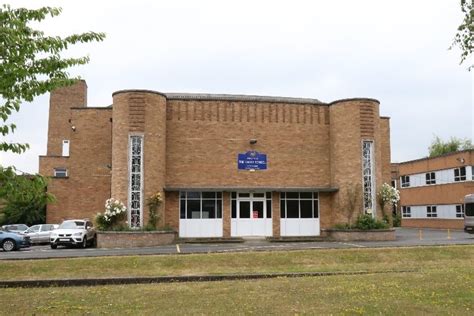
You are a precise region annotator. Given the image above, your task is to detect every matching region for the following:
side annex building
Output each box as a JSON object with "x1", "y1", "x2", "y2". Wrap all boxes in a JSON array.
[{"x1": 39, "y1": 81, "x2": 392, "y2": 238}]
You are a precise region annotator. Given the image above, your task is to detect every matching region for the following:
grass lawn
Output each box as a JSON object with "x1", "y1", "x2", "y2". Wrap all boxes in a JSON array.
[{"x1": 0, "y1": 246, "x2": 473, "y2": 314}]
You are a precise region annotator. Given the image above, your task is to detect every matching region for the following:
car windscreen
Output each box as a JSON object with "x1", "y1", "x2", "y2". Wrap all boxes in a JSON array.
[
  {"x1": 466, "y1": 203, "x2": 474, "y2": 217},
  {"x1": 59, "y1": 221, "x2": 85, "y2": 229}
]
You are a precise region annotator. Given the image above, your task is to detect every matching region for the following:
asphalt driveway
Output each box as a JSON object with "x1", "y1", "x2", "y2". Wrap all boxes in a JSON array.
[{"x1": 1, "y1": 227, "x2": 473, "y2": 260}]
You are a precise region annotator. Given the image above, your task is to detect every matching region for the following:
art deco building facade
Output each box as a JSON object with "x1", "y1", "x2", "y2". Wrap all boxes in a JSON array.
[{"x1": 39, "y1": 81, "x2": 392, "y2": 238}]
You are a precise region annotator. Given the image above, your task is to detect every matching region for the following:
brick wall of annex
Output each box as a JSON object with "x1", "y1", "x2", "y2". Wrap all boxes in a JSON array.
[{"x1": 41, "y1": 107, "x2": 112, "y2": 223}]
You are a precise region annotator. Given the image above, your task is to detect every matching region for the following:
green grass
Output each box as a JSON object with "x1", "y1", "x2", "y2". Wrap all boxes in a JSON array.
[
  {"x1": 0, "y1": 246, "x2": 473, "y2": 315},
  {"x1": 0, "y1": 245, "x2": 473, "y2": 281},
  {"x1": 0, "y1": 269, "x2": 473, "y2": 315}
]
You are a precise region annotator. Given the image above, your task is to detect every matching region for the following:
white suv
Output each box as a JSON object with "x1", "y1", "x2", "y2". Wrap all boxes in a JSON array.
[{"x1": 50, "y1": 220, "x2": 96, "y2": 249}]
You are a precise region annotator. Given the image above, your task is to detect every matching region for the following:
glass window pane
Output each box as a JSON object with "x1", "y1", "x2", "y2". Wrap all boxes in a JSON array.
[
  {"x1": 266, "y1": 192, "x2": 272, "y2": 199},
  {"x1": 202, "y1": 192, "x2": 215, "y2": 199},
  {"x1": 252, "y1": 201, "x2": 264, "y2": 218},
  {"x1": 287, "y1": 200, "x2": 299, "y2": 218},
  {"x1": 180, "y1": 199, "x2": 186, "y2": 219},
  {"x1": 231, "y1": 192, "x2": 236, "y2": 199},
  {"x1": 314, "y1": 200, "x2": 319, "y2": 218},
  {"x1": 253, "y1": 193, "x2": 264, "y2": 198},
  {"x1": 281, "y1": 192, "x2": 286, "y2": 199},
  {"x1": 266, "y1": 200, "x2": 272, "y2": 219},
  {"x1": 187, "y1": 200, "x2": 201, "y2": 219},
  {"x1": 179, "y1": 191, "x2": 185, "y2": 198},
  {"x1": 300, "y1": 192, "x2": 312, "y2": 199},
  {"x1": 280, "y1": 200, "x2": 286, "y2": 218},
  {"x1": 232, "y1": 200, "x2": 237, "y2": 218},
  {"x1": 239, "y1": 193, "x2": 250, "y2": 198},
  {"x1": 202, "y1": 200, "x2": 216, "y2": 219},
  {"x1": 300, "y1": 200, "x2": 313, "y2": 218},
  {"x1": 217, "y1": 192, "x2": 222, "y2": 199},
  {"x1": 187, "y1": 192, "x2": 200, "y2": 199},
  {"x1": 314, "y1": 192, "x2": 319, "y2": 200},
  {"x1": 286, "y1": 192, "x2": 298, "y2": 199},
  {"x1": 216, "y1": 200, "x2": 222, "y2": 218},
  {"x1": 240, "y1": 201, "x2": 250, "y2": 218}
]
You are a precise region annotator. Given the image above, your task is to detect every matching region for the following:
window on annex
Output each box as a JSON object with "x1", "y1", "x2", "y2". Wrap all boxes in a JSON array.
[
  {"x1": 402, "y1": 206, "x2": 411, "y2": 218},
  {"x1": 180, "y1": 192, "x2": 222, "y2": 219},
  {"x1": 456, "y1": 205, "x2": 464, "y2": 218},
  {"x1": 53, "y1": 168, "x2": 68, "y2": 177},
  {"x1": 425, "y1": 172, "x2": 436, "y2": 185},
  {"x1": 400, "y1": 175, "x2": 410, "y2": 188},
  {"x1": 454, "y1": 167, "x2": 466, "y2": 182},
  {"x1": 426, "y1": 205, "x2": 437, "y2": 218},
  {"x1": 280, "y1": 192, "x2": 319, "y2": 219},
  {"x1": 62, "y1": 140, "x2": 70, "y2": 157},
  {"x1": 230, "y1": 192, "x2": 272, "y2": 219}
]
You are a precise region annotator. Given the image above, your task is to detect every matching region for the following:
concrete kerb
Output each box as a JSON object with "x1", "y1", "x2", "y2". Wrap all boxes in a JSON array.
[{"x1": 0, "y1": 269, "x2": 419, "y2": 288}]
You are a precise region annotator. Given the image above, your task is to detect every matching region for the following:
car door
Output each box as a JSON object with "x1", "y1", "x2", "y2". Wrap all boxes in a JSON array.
[
  {"x1": 37, "y1": 225, "x2": 52, "y2": 243},
  {"x1": 26, "y1": 225, "x2": 41, "y2": 243}
]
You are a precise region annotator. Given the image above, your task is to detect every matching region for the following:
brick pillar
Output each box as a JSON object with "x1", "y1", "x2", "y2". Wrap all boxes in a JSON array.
[
  {"x1": 272, "y1": 191, "x2": 280, "y2": 237},
  {"x1": 223, "y1": 192, "x2": 231, "y2": 237}
]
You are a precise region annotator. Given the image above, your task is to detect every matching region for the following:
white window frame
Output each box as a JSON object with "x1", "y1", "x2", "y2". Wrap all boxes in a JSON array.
[
  {"x1": 53, "y1": 168, "x2": 68, "y2": 177},
  {"x1": 425, "y1": 172, "x2": 436, "y2": 185},
  {"x1": 62, "y1": 140, "x2": 70, "y2": 157},
  {"x1": 426, "y1": 205, "x2": 437, "y2": 218},
  {"x1": 402, "y1": 206, "x2": 411, "y2": 218},
  {"x1": 400, "y1": 175, "x2": 410, "y2": 188},
  {"x1": 456, "y1": 205, "x2": 464, "y2": 218},
  {"x1": 454, "y1": 167, "x2": 467, "y2": 182},
  {"x1": 362, "y1": 140, "x2": 376, "y2": 216}
]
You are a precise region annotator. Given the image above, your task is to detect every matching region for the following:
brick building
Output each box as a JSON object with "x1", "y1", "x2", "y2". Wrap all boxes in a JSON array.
[
  {"x1": 39, "y1": 80, "x2": 392, "y2": 238},
  {"x1": 392, "y1": 150, "x2": 474, "y2": 229}
]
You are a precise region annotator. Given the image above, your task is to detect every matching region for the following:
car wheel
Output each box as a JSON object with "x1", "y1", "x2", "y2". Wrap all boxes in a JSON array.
[
  {"x1": 82, "y1": 236, "x2": 87, "y2": 248},
  {"x1": 50, "y1": 243, "x2": 57, "y2": 249},
  {"x1": 2, "y1": 239, "x2": 17, "y2": 252}
]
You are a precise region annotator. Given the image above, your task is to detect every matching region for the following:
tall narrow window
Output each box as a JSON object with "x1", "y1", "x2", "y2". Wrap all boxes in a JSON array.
[
  {"x1": 129, "y1": 135, "x2": 143, "y2": 228},
  {"x1": 62, "y1": 140, "x2": 70, "y2": 157},
  {"x1": 400, "y1": 175, "x2": 410, "y2": 188},
  {"x1": 362, "y1": 141, "x2": 375, "y2": 215}
]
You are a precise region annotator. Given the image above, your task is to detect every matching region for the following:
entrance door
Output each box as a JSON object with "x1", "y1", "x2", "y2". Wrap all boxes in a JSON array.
[{"x1": 231, "y1": 193, "x2": 272, "y2": 237}]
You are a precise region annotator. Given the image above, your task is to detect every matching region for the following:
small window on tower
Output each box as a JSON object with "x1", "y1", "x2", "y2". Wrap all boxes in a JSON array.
[
  {"x1": 62, "y1": 140, "x2": 70, "y2": 157},
  {"x1": 54, "y1": 168, "x2": 68, "y2": 178}
]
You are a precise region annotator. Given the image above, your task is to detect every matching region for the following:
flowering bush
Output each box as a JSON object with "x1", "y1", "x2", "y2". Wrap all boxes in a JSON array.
[
  {"x1": 146, "y1": 192, "x2": 162, "y2": 229},
  {"x1": 378, "y1": 183, "x2": 400, "y2": 207},
  {"x1": 95, "y1": 198, "x2": 127, "y2": 230}
]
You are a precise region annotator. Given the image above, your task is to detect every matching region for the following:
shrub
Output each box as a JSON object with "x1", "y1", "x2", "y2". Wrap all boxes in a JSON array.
[
  {"x1": 146, "y1": 192, "x2": 162, "y2": 229},
  {"x1": 393, "y1": 213, "x2": 401, "y2": 227},
  {"x1": 355, "y1": 214, "x2": 389, "y2": 230},
  {"x1": 95, "y1": 198, "x2": 127, "y2": 230}
]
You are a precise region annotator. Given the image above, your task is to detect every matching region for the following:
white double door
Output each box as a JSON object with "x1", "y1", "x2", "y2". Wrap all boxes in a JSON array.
[{"x1": 231, "y1": 194, "x2": 272, "y2": 237}]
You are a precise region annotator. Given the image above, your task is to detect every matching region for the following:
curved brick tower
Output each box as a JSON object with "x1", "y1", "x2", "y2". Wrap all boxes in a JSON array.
[
  {"x1": 111, "y1": 90, "x2": 167, "y2": 227},
  {"x1": 329, "y1": 98, "x2": 387, "y2": 222}
]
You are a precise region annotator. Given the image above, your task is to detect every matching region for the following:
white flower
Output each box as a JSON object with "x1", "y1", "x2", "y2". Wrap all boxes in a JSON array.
[{"x1": 366, "y1": 208, "x2": 373, "y2": 215}]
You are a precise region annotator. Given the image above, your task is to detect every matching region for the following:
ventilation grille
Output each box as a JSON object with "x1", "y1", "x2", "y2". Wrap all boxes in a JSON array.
[
  {"x1": 129, "y1": 96, "x2": 145, "y2": 131},
  {"x1": 360, "y1": 103, "x2": 374, "y2": 137}
]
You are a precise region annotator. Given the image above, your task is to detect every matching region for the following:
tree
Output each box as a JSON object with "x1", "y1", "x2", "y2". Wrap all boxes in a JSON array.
[
  {"x1": 0, "y1": 166, "x2": 55, "y2": 226},
  {"x1": 451, "y1": 0, "x2": 473, "y2": 70},
  {"x1": 0, "y1": 5, "x2": 105, "y2": 153},
  {"x1": 428, "y1": 136, "x2": 474, "y2": 157}
]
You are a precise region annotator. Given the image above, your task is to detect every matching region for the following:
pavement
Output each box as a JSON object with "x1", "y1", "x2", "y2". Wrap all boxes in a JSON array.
[{"x1": 1, "y1": 227, "x2": 473, "y2": 260}]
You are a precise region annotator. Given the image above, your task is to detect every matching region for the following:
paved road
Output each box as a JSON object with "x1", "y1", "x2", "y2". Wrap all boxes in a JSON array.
[{"x1": 1, "y1": 228, "x2": 473, "y2": 260}]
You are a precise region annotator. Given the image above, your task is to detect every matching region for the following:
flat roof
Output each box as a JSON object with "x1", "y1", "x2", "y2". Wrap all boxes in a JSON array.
[{"x1": 396, "y1": 149, "x2": 473, "y2": 165}]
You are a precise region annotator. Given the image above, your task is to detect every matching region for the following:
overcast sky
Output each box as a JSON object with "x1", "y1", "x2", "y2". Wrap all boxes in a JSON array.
[{"x1": 0, "y1": 0, "x2": 472, "y2": 174}]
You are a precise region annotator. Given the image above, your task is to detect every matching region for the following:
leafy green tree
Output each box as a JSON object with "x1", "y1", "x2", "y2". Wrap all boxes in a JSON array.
[
  {"x1": 0, "y1": 5, "x2": 105, "y2": 153},
  {"x1": 0, "y1": 167, "x2": 55, "y2": 225},
  {"x1": 451, "y1": 0, "x2": 473, "y2": 70},
  {"x1": 428, "y1": 135, "x2": 474, "y2": 157}
]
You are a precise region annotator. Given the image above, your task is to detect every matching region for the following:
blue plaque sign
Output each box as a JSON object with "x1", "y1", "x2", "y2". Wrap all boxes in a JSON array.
[{"x1": 238, "y1": 151, "x2": 267, "y2": 170}]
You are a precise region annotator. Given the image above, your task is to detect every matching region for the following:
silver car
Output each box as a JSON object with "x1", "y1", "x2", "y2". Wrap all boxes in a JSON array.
[{"x1": 24, "y1": 224, "x2": 59, "y2": 244}]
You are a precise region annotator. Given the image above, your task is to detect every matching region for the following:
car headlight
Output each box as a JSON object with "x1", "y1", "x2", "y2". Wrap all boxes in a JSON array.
[{"x1": 73, "y1": 232, "x2": 82, "y2": 236}]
